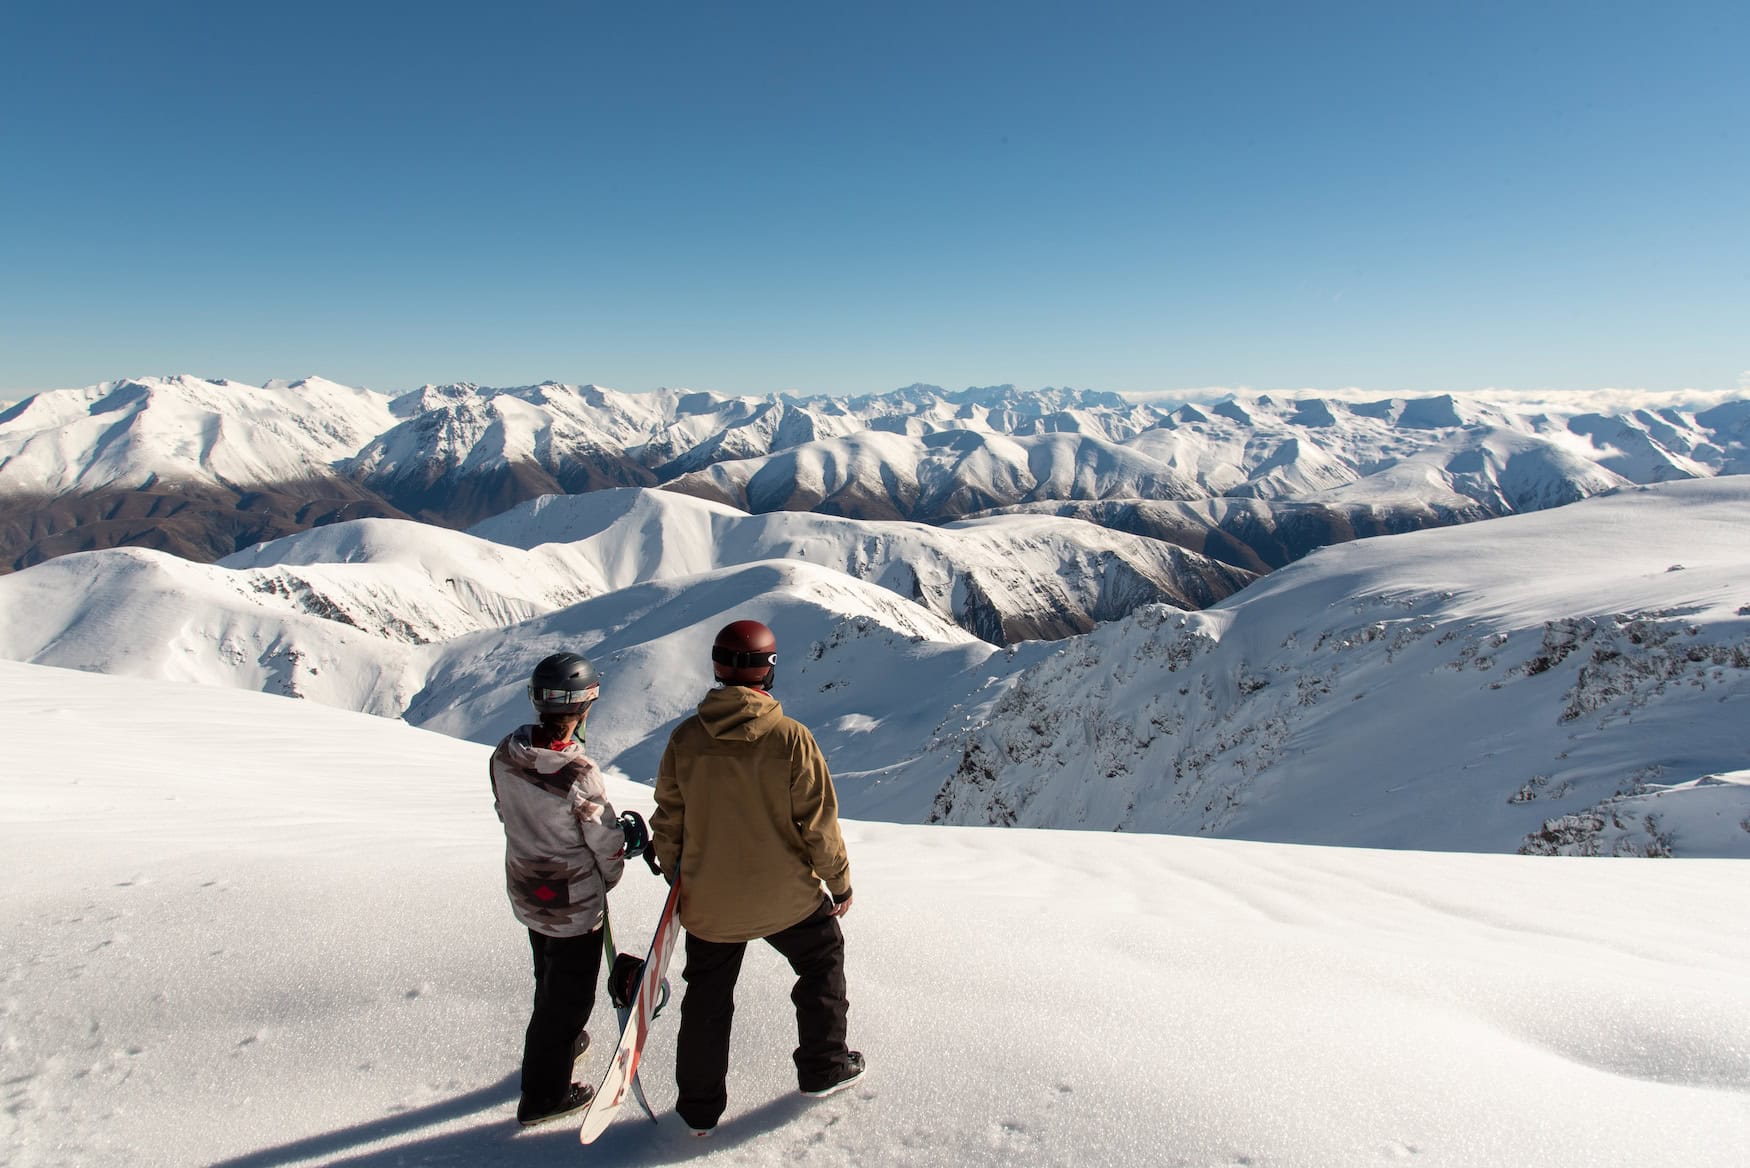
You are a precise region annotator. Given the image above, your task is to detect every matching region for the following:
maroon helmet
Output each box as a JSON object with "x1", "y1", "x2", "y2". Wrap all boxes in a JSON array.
[{"x1": 712, "y1": 619, "x2": 778, "y2": 690}]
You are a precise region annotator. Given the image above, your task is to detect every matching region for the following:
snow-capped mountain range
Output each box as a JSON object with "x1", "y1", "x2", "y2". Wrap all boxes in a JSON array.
[
  {"x1": 4, "y1": 375, "x2": 1747, "y2": 573},
  {"x1": 1, "y1": 469, "x2": 1745, "y2": 856},
  {"x1": 4, "y1": 374, "x2": 1746, "y2": 857}
]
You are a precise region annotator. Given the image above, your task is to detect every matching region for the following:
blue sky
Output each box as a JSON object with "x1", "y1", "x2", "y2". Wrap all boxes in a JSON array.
[{"x1": 3, "y1": 1, "x2": 1745, "y2": 398}]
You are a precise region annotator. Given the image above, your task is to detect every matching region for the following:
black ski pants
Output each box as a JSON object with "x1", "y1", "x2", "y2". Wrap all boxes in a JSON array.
[
  {"x1": 674, "y1": 898, "x2": 851, "y2": 1130},
  {"x1": 521, "y1": 925, "x2": 603, "y2": 1107}
]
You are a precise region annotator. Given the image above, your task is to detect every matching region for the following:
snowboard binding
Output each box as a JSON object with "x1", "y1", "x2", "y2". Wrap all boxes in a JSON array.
[{"x1": 608, "y1": 952, "x2": 671, "y2": 1017}]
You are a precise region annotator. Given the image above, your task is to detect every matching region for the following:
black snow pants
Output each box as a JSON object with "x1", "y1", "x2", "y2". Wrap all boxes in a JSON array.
[
  {"x1": 521, "y1": 925, "x2": 603, "y2": 1107},
  {"x1": 674, "y1": 898, "x2": 851, "y2": 1130}
]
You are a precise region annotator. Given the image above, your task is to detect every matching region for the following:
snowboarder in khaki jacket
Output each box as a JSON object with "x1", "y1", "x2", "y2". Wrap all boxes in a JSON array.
[{"x1": 652, "y1": 619, "x2": 862, "y2": 1135}]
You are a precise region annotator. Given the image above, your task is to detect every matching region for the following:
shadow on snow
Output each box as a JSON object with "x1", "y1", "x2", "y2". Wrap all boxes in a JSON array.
[{"x1": 203, "y1": 1074, "x2": 820, "y2": 1167}]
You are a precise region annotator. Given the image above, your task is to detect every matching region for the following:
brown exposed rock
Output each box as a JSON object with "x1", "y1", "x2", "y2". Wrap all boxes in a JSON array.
[{"x1": 0, "y1": 479, "x2": 410, "y2": 572}]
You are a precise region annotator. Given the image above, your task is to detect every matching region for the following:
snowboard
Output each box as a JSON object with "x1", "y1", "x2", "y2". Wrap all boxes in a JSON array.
[
  {"x1": 601, "y1": 911, "x2": 664, "y2": 1124},
  {"x1": 578, "y1": 875, "x2": 684, "y2": 1144}
]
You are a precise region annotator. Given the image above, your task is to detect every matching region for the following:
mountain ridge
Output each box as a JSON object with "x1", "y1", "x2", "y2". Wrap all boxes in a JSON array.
[{"x1": 5, "y1": 376, "x2": 1745, "y2": 572}]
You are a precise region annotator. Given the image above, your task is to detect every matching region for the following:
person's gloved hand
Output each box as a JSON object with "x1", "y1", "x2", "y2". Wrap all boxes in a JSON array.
[{"x1": 617, "y1": 810, "x2": 651, "y2": 857}]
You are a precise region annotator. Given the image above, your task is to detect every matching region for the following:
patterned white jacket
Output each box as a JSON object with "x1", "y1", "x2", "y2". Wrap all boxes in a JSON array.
[{"x1": 490, "y1": 726, "x2": 626, "y2": 937}]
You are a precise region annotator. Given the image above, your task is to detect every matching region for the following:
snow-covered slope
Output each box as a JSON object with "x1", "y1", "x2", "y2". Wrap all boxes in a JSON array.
[
  {"x1": 664, "y1": 391, "x2": 1704, "y2": 522},
  {"x1": 976, "y1": 495, "x2": 1489, "y2": 573},
  {"x1": 0, "y1": 375, "x2": 406, "y2": 568},
  {"x1": 0, "y1": 375, "x2": 395, "y2": 493},
  {"x1": 4, "y1": 660, "x2": 1746, "y2": 1168},
  {"x1": 919, "y1": 479, "x2": 1750, "y2": 855},
  {"x1": 408, "y1": 559, "x2": 1037, "y2": 810},
  {"x1": 2, "y1": 482, "x2": 1745, "y2": 854},
  {"x1": 661, "y1": 427, "x2": 1206, "y2": 519},
  {"x1": 343, "y1": 382, "x2": 662, "y2": 525},
  {"x1": 0, "y1": 523, "x2": 1046, "y2": 815},
  {"x1": 216, "y1": 516, "x2": 606, "y2": 632},
  {"x1": 0, "y1": 485, "x2": 1248, "y2": 667},
  {"x1": 467, "y1": 488, "x2": 1254, "y2": 643},
  {"x1": 0, "y1": 545, "x2": 430, "y2": 715}
]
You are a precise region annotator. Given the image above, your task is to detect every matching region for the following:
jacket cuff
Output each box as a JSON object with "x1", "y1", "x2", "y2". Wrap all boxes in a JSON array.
[{"x1": 830, "y1": 885, "x2": 853, "y2": 904}]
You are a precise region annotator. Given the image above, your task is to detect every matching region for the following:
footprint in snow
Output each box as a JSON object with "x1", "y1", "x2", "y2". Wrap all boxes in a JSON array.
[{"x1": 989, "y1": 1118, "x2": 1040, "y2": 1151}]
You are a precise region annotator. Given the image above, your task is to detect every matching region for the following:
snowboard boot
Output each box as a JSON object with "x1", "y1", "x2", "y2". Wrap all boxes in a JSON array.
[
  {"x1": 517, "y1": 1082, "x2": 595, "y2": 1127},
  {"x1": 801, "y1": 1050, "x2": 866, "y2": 1098},
  {"x1": 570, "y1": 1029, "x2": 590, "y2": 1064}
]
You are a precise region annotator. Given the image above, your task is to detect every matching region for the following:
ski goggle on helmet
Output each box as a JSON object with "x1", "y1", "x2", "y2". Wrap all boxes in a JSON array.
[
  {"x1": 528, "y1": 652, "x2": 601, "y2": 715},
  {"x1": 712, "y1": 619, "x2": 778, "y2": 688}
]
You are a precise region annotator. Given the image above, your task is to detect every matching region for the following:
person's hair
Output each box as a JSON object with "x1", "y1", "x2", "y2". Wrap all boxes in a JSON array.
[{"x1": 532, "y1": 710, "x2": 581, "y2": 747}]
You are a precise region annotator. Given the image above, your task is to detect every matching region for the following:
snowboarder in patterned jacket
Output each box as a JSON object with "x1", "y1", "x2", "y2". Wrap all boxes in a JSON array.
[
  {"x1": 651, "y1": 619, "x2": 863, "y2": 1137},
  {"x1": 490, "y1": 651, "x2": 626, "y2": 1127}
]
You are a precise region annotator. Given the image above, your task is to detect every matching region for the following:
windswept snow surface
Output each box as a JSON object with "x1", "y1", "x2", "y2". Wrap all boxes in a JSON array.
[{"x1": 2, "y1": 662, "x2": 1746, "y2": 1168}]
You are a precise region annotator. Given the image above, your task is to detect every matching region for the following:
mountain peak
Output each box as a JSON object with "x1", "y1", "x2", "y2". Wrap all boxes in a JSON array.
[{"x1": 4, "y1": 376, "x2": 1748, "y2": 574}]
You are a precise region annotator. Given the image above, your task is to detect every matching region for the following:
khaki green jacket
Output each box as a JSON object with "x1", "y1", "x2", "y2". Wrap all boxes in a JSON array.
[{"x1": 652, "y1": 686, "x2": 851, "y2": 943}]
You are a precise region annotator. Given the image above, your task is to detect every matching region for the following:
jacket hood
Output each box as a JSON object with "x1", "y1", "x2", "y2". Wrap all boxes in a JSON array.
[
  {"x1": 697, "y1": 685, "x2": 784, "y2": 741},
  {"x1": 503, "y1": 725, "x2": 586, "y2": 774}
]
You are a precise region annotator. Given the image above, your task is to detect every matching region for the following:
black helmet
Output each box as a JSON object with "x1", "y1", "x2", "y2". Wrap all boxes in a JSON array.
[
  {"x1": 528, "y1": 652, "x2": 600, "y2": 715},
  {"x1": 712, "y1": 620, "x2": 777, "y2": 690}
]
